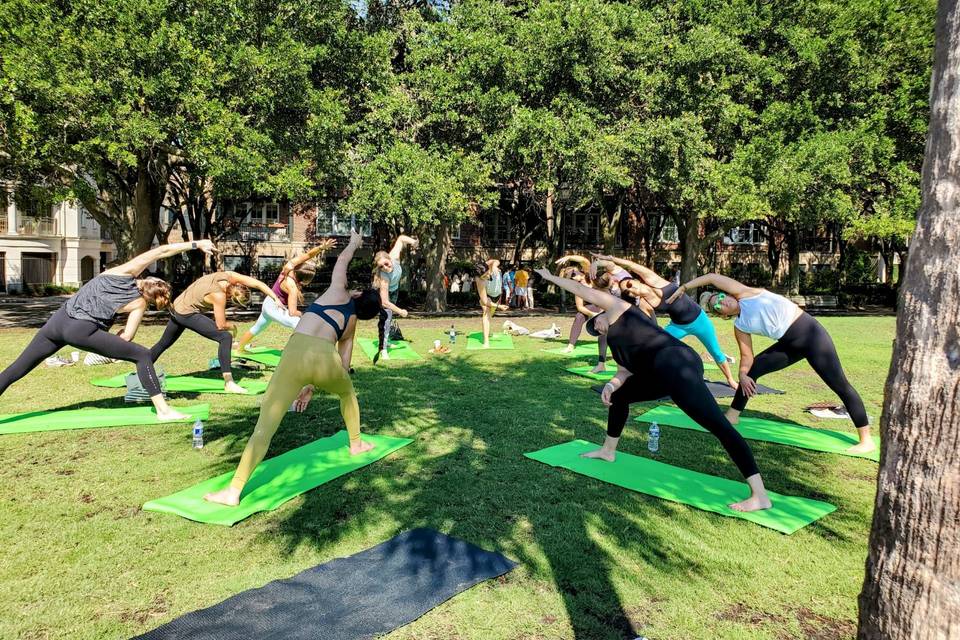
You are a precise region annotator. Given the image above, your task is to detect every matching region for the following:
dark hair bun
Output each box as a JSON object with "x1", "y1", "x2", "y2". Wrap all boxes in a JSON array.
[{"x1": 354, "y1": 288, "x2": 383, "y2": 320}]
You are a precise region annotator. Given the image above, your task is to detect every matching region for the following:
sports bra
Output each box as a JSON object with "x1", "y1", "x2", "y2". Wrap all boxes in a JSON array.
[{"x1": 305, "y1": 298, "x2": 355, "y2": 341}]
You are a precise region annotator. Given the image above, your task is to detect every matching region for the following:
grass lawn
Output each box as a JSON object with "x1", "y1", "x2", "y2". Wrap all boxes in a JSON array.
[{"x1": 0, "y1": 313, "x2": 893, "y2": 639}]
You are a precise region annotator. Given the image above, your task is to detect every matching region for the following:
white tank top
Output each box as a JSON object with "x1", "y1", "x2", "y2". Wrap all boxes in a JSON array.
[{"x1": 734, "y1": 291, "x2": 800, "y2": 340}]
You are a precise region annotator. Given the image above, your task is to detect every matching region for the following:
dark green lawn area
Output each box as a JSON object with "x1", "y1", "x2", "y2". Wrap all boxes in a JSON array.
[{"x1": 0, "y1": 313, "x2": 893, "y2": 639}]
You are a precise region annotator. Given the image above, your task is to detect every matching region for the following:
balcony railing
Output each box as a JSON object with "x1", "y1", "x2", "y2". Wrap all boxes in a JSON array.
[
  {"x1": 17, "y1": 216, "x2": 58, "y2": 237},
  {"x1": 232, "y1": 223, "x2": 290, "y2": 243}
]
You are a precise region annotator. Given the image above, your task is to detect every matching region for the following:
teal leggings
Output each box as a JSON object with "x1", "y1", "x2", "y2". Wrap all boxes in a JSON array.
[{"x1": 663, "y1": 309, "x2": 728, "y2": 364}]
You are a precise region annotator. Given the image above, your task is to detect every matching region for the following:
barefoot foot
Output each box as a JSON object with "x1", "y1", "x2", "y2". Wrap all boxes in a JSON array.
[
  {"x1": 729, "y1": 495, "x2": 773, "y2": 512},
  {"x1": 204, "y1": 487, "x2": 241, "y2": 506},
  {"x1": 379, "y1": 350, "x2": 390, "y2": 361},
  {"x1": 349, "y1": 440, "x2": 375, "y2": 456},
  {"x1": 580, "y1": 448, "x2": 616, "y2": 462},
  {"x1": 846, "y1": 440, "x2": 876, "y2": 455},
  {"x1": 725, "y1": 410, "x2": 740, "y2": 426},
  {"x1": 562, "y1": 344, "x2": 575, "y2": 353},
  {"x1": 157, "y1": 409, "x2": 191, "y2": 422},
  {"x1": 224, "y1": 381, "x2": 249, "y2": 394},
  {"x1": 590, "y1": 363, "x2": 607, "y2": 374}
]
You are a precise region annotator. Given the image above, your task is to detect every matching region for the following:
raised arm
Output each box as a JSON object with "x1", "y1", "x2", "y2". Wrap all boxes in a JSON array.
[
  {"x1": 226, "y1": 272, "x2": 280, "y2": 304},
  {"x1": 668, "y1": 273, "x2": 763, "y2": 305},
  {"x1": 555, "y1": 255, "x2": 591, "y2": 272},
  {"x1": 593, "y1": 254, "x2": 669, "y2": 288},
  {"x1": 389, "y1": 235, "x2": 418, "y2": 260},
  {"x1": 535, "y1": 269, "x2": 631, "y2": 315},
  {"x1": 108, "y1": 240, "x2": 216, "y2": 277},
  {"x1": 330, "y1": 230, "x2": 363, "y2": 291},
  {"x1": 285, "y1": 238, "x2": 335, "y2": 273}
]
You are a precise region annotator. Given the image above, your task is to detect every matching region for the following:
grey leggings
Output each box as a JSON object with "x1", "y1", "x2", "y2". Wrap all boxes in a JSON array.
[
  {"x1": 568, "y1": 305, "x2": 608, "y2": 362},
  {"x1": 0, "y1": 307, "x2": 162, "y2": 396}
]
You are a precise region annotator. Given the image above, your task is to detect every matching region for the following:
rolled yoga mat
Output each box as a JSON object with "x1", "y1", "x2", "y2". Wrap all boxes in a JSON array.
[
  {"x1": 92, "y1": 374, "x2": 268, "y2": 395},
  {"x1": 636, "y1": 404, "x2": 880, "y2": 461},
  {"x1": 230, "y1": 347, "x2": 283, "y2": 367},
  {"x1": 0, "y1": 404, "x2": 209, "y2": 435},
  {"x1": 357, "y1": 338, "x2": 423, "y2": 362},
  {"x1": 132, "y1": 528, "x2": 516, "y2": 640},
  {"x1": 525, "y1": 440, "x2": 836, "y2": 534},
  {"x1": 466, "y1": 332, "x2": 514, "y2": 350},
  {"x1": 143, "y1": 431, "x2": 413, "y2": 525}
]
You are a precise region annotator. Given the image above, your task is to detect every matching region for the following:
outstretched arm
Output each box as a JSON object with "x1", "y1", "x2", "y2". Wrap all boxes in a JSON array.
[
  {"x1": 534, "y1": 269, "x2": 631, "y2": 316},
  {"x1": 667, "y1": 273, "x2": 762, "y2": 304},
  {"x1": 389, "y1": 235, "x2": 418, "y2": 260},
  {"x1": 330, "y1": 230, "x2": 363, "y2": 291},
  {"x1": 284, "y1": 238, "x2": 335, "y2": 274},
  {"x1": 555, "y1": 255, "x2": 591, "y2": 272},
  {"x1": 593, "y1": 254, "x2": 669, "y2": 288},
  {"x1": 109, "y1": 240, "x2": 216, "y2": 277},
  {"x1": 226, "y1": 272, "x2": 280, "y2": 304}
]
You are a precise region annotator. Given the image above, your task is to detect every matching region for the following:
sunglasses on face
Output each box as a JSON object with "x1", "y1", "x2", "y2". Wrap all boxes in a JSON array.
[{"x1": 711, "y1": 293, "x2": 727, "y2": 311}]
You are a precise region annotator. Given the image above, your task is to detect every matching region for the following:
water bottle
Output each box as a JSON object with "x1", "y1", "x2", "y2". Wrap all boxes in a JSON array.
[
  {"x1": 192, "y1": 418, "x2": 204, "y2": 449},
  {"x1": 449, "y1": 324, "x2": 456, "y2": 344},
  {"x1": 647, "y1": 422, "x2": 660, "y2": 454}
]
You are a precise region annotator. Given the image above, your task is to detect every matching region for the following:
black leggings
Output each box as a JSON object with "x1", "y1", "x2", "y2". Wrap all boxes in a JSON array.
[
  {"x1": 731, "y1": 313, "x2": 868, "y2": 428},
  {"x1": 607, "y1": 345, "x2": 760, "y2": 479},
  {"x1": 150, "y1": 311, "x2": 233, "y2": 375},
  {"x1": 0, "y1": 307, "x2": 162, "y2": 396}
]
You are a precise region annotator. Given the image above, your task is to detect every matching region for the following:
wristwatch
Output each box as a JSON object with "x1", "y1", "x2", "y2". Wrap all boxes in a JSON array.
[{"x1": 191, "y1": 241, "x2": 197, "y2": 250}]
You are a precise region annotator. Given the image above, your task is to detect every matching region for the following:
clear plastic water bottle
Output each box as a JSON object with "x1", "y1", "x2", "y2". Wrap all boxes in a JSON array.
[
  {"x1": 192, "y1": 418, "x2": 204, "y2": 449},
  {"x1": 449, "y1": 324, "x2": 456, "y2": 344},
  {"x1": 647, "y1": 422, "x2": 660, "y2": 454}
]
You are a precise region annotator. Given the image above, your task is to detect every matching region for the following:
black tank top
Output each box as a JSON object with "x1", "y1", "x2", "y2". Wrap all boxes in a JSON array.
[
  {"x1": 606, "y1": 306, "x2": 684, "y2": 372},
  {"x1": 652, "y1": 282, "x2": 701, "y2": 325}
]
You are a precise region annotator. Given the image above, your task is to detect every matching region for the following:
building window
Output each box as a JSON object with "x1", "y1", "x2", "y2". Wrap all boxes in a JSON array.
[
  {"x1": 264, "y1": 203, "x2": 280, "y2": 224},
  {"x1": 451, "y1": 224, "x2": 462, "y2": 240},
  {"x1": 565, "y1": 210, "x2": 600, "y2": 245},
  {"x1": 257, "y1": 256, "x2": 284, "y2": 281},
  {"x1": 482, "y1": 210, "x2": 512, "y2": 244},
  {"x1": 316, "y1": 204, "x2": 371, "y2": 236},
  {"x1": 658, "y1": 218, "x2": 679, "y2": 244},
  {"x1": 724, "y1": 223, "x2": 765, "y2": 246},
  {"x1": 223, "y1": 255, "x2": 251, "y2": 273}
]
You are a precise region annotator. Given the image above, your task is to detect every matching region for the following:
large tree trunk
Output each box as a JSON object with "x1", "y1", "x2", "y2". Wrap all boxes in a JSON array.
[
  {"x1": 857, "y1": 2, "x2": 960, "y2": 637},
  {"x1": 678, "y1": 210, "x2": 700, "y2": 288},
  {"x1": 786, "y1": 224, "x2": 801, "y2": 295},
  {"x1": 421, "y1": 222, "x2": 450, "y2": 312},
  {"x1": 601, "y1": 192, "x2": 623, "y2": 253}
]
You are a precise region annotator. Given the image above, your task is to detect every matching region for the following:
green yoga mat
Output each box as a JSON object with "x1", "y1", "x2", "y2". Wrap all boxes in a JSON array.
[
  {"x1": 143, "y1": 431, "x2": 413, "y2": 526},
  {"x1": 525, "y1": 440, "x2": 836, "y2": 534},
  {"x1": 357, "y1": 338, "x2": 423, "y2": 362},
  {"x1": 466, "y1": 332, "x2": 514, "y2": 350},
  {"x1": 232, "y1": 347, "x2": 283, "y2": 367},
  {"x1": 636, "y1": 405, "x2": 880, "y2": 462},
  {"x1": 0, "y1": 404, "x2": 209, "y2": 435},
  {"x1": 91, "y1": 374, "x2": 268, "y2": 395},
  {"x1": 566, "y1": 365, "x2": 617, "y2": 381},
  {"x1": 543, "y1": 342, "x2": 599, "y2": 357}
]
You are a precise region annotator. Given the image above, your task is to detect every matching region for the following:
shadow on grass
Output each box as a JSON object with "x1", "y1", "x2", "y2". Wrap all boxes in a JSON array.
[{"x1": 138, "y1": 343, "x2": 871, "y2": 640}]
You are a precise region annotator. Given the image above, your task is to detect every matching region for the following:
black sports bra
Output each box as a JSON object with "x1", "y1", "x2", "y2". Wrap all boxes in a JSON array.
[{"x1": 305, "y1": 298, "x2": 355, "y2": 340}]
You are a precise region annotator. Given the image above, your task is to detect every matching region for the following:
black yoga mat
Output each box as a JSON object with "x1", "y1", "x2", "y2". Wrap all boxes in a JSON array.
[
  {"x1": 133, "y1": 528, "x2": 516, "y2": 640},
  {"x1": 590, "y1": 380, "x2": 783, "y2": 399}
]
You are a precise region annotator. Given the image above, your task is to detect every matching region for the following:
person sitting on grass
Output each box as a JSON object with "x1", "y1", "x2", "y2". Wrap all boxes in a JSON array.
[
  {"x1": 534, "y1": 267, "x2": 772, "y2": 513},
  {"x1": 150, "y1": 270, "x2": 281, "y2": 394},
  {"x1": 205, "y1": 230, "x2": 383, "y2": 507},
  {"x1": 474, "y1": 259, "x2": 510, "y2": 348},
  {"x1": 667, "y1": 272, "x2": 874, "y2": 455},
  {"x1": 0, "y1": 240, "x2": 216, "y2": 421}
]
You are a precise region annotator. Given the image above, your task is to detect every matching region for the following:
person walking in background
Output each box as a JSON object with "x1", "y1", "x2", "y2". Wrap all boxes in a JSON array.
[{"x1": 514, "y1": 265, "x2": 530, "y2": 309}]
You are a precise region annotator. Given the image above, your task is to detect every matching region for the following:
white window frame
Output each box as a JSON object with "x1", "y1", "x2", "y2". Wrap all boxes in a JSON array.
[
  {"x1": 724, "y1": 223, "x2": 765, "y2": 246},
  {"x1": 316, "y1": 203, "x2": 371, "y2": 236},
  {"x1": 566, "y1": 210, "x2": 600, "y2": 244},
  {"x1": 483, "y1": 211, "x2": 511, "y2": 244},
  {"x1": 658, "y1": 217, "x2": 679, "y2": 244}
]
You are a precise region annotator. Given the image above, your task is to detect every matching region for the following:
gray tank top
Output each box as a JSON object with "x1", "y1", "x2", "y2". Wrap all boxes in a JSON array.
[{"x1": 65, "y1": 274, "x2": 141, "y2": 328}]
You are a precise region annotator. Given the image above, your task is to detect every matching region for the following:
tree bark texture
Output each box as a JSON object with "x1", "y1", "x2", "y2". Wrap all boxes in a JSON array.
[
  {"x1": 858, "y1": 2, "x2": 960, "y2": 638},
  {"x1": 421, "y1": 222, "x2": 450, "y2": 312}
]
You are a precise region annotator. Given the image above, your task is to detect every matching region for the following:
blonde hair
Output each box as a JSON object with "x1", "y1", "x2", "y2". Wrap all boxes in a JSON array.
[
  {"x1": 138, "y1": 277, "x2": 172, "y2": 310},
  {"x1": 227, "y1": 282, "x2": 250, "y2": 307},
  {"x1": 372, "y1": 250, "x2": 391, "y2": 287}
]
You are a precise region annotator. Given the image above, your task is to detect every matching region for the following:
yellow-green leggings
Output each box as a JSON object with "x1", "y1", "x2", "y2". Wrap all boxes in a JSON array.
[{"x1": 230, "y1": 332, "x2": 360, "y2": 491}]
